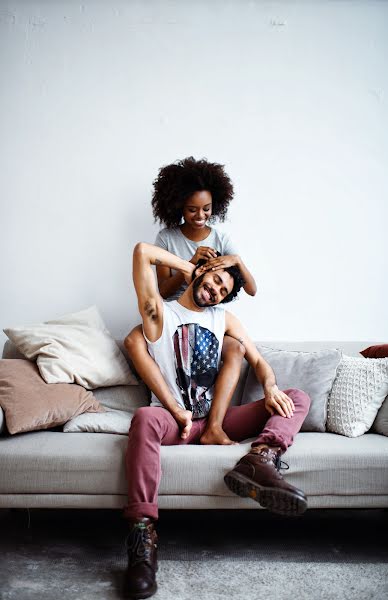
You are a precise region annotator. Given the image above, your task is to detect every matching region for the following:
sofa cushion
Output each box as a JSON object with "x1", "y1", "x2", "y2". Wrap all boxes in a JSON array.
[
  {"x1": 3, "y1": 306, "x2": 137, "y2": 389},
  {"x1": 0, "y1": 431, "x2": 387, "y2": 500},
  {"x1": 63, "y1": 409, "x2": 133, "y2": 434},
  {"x1": 62, "y1": 382, "x2": 149, "y2": 434},
  {"x1": 372, "y1": 396, "x2": 388, "y2": 436},
  {"x1": 0, "y1": 359, "x2": 103, "y2": 435},
  {"x1": 241, "y1": 347, "x2": 341, "y2": 432},
  {"x1": 93, "y1": 384, "x2": 149, "y2": 412},
  {"x1": 327, "y1": 356, "x2": 388, "y2": 437}
]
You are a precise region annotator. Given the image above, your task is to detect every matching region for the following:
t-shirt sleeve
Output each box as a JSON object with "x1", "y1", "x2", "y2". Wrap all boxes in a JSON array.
[
  {"x1": 222, "y1": 232, "x2": 238, "y2": 255},
  {"x1": 154, "y1": 229, "x2": 168, "y2": 250}
]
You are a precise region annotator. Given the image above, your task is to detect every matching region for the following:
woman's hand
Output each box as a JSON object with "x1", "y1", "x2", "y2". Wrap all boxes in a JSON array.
[
  {"x1": 190, "y1": 246, "x2": 218, "y2": 264},
  {"x1": 264, "y1": 385, "x2": 295, "y2": 418},
  {"x1": 199, "y1": 254, "x2": 240, "y2": 271}
]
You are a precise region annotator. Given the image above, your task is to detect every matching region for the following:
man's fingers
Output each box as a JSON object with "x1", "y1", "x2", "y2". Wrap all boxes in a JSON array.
[
  {"x1": 275, "y1": 395, "x2": 294, "y2": 417},
  {"x1": 272, "y1": 401, "x2": 287, "y2": 418},
  {"x1": 181, "y1": 423, "x2": 192, "y2": 439}
]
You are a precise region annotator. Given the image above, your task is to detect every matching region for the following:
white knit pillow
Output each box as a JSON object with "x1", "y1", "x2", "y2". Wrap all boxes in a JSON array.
[{"x1": 327, "y1": 356, "x2": 388, "y2": 437}]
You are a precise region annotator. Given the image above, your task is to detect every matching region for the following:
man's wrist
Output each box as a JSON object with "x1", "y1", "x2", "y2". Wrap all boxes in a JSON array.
[
  {"x1": 170, "y1": 403, "x2": 186, "y2": 417},
  {"x1": 263, "y1": 382, "x2": 277, "y2": 394}
]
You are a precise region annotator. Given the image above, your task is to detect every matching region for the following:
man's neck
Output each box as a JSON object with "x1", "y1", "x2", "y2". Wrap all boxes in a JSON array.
[{"x1": 177, "y1": 289, "x2": 206, "y2": 313}]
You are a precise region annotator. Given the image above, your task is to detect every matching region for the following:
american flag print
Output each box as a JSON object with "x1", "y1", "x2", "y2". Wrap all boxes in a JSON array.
[{"x1": 173, "y1": 323, "x2": 220, "y2": 418}]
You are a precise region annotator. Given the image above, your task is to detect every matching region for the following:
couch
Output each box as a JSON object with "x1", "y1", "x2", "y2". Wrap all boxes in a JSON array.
[{"x1": 1, "y1": 339, "x2": 387, "y2": 511}]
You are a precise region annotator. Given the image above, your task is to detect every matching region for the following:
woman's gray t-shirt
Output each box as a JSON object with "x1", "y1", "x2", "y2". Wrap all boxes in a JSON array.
[{"x1": 154, "y1": 227, "x2": 238, "y2": 301}]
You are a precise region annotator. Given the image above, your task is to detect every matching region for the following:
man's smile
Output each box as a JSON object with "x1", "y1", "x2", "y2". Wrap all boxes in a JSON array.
[{"x1": 202, "y1": 283, "x2": 215, "y2": 303}]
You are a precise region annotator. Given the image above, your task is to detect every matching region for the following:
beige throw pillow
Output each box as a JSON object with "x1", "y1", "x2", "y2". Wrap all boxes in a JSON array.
[
  {"x1": 0, "y1": 359, "x2": 104, "y2": 435},
  {"x1": 3, "y1": 306, "x2": 137, "y2": 389}
]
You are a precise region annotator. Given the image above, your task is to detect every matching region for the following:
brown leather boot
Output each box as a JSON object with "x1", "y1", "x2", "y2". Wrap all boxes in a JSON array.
[
  {"x1": 224, "y1": 446, "x2": 308, "y2": 516},
  {"x1": 124, "y1": 518, "x2": 158, "y2": 599}
]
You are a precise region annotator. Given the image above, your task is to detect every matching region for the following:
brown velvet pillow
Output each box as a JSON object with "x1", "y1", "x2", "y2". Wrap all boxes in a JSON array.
[
  {"x1": 360, "y1": 345, "x2": 388, "y2": 359},
  {"x1": 0, "y1": 359, "x2": 104, "y2": 435}
]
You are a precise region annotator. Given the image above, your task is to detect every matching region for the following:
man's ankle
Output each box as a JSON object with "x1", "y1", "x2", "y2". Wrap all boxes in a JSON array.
[{"x1": 250, "y1": 444, "x2": 281, "y2": 455}]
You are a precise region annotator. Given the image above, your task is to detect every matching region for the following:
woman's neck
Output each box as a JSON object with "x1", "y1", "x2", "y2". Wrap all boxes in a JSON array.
[{"x1": 179, "y1": 223, "x2": 212, "y2": 242}]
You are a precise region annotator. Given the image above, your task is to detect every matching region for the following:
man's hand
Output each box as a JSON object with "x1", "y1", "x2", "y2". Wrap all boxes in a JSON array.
[
  {"x1": 200, "y1": 423, "x2": 238, "y2": 445},
  {"x1": 264, "y1": 385, "x2": 295, "y2": 418},
  {"x1": 190, "y1": 246, "x2": 218, "y2": 264},
  {"x1": 198, "y1": 254, "x2": 240, "y2": 272},
  {"x1": 172, "y1": 407, "x2": 193, "y2": 439}
]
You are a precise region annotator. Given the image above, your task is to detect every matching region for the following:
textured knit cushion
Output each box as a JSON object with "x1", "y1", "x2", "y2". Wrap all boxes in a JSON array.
[
  {"x1": 63, "y1": 409, "x2": 133, "y2": 434},
  {"x1": 3, "y1": 306, "x2": 137, "y2": 389},
  {"x1": 0, "y1": 359, "x2": 104, "y2": 435},
  {"x1": 327, "y1": 356, "x2": 388, "y2": 437},
  {"x1": 241, "y1": 347, "x2": 342, "y2": 432},
  {"x1": 360, "y1": 344, "x2": 388, "y2": 358}
]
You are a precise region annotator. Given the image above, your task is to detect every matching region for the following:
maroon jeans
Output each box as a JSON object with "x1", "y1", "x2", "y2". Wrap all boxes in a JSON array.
[{"x1": 124, "y1": 388, "x2": 310, "y2": 521}]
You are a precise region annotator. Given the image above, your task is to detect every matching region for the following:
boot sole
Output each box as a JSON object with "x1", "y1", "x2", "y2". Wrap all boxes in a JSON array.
[
  {"x1": 123, "y1": 582, "x2": 157, "y2": 600},
  {"x1": 224, "y1": 470, "x2": 307, "y2": 516}
]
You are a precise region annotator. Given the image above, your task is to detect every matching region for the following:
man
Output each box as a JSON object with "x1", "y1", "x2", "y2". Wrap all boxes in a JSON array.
[{"x1": 123, "y1": 242, "x2": 310, "y2": 599}]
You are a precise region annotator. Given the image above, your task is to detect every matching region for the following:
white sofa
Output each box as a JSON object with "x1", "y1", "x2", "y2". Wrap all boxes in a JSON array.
[{"x1": 1, "y1": 340, "x2": 387, "y2": 511}]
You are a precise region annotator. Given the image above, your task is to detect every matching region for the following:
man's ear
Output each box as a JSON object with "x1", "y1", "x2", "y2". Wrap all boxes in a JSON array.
[{"x1": 192, "y1": 259, "x2": 206, "y2": 281}]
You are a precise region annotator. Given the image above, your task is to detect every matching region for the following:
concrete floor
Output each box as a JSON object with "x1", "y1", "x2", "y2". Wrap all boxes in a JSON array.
[{"x1": 1, "y1": 508, "x2": 387, "y2": 599}]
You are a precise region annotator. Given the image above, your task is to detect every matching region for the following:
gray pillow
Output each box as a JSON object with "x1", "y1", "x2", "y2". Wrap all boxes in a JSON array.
[
  {"x1": 372, "y1": 395, "x2": 388, "y2": 436},
  {"x1": 63, "y1": 408, "x2": 133, "y2": 434},
  {"x1": 92, "y1": 384, "x2": 149, "y2": 412},
  {"x1": 241, "y1": 346, "x2": 342, "y2": 432}
]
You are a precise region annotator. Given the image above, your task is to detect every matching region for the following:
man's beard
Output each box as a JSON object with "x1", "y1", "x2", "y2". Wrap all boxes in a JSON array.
[{"x1": 192, "y1": 274, "x2": 216, "y2": 307}]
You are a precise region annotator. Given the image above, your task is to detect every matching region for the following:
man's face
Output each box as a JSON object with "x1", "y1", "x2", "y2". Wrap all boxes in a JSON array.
[{"x1": 192, "y1": 270, "x2": 234, "y2": 307}]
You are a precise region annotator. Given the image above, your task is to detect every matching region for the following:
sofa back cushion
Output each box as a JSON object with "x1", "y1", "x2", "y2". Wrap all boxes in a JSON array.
[{"x1": 241, "y1": 347, "x2": 342, "y2": 432}]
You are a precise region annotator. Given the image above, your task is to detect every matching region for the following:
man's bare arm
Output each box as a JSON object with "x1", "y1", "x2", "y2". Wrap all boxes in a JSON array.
[
  {"x1": 224, "y1": 311, "x2": 295, "y2": 418},
  {"x1": 132, "y1": 242, "x2": 195, "y2": 341}
]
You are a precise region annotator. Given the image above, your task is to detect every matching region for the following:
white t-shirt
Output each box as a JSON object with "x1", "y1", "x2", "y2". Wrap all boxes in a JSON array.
[
  {"x1": 144, "y1": 300, "x2": 226, "y2": 418},
  {"x1": 154, "y1": 226, "x2": 238, "y2": 301}
]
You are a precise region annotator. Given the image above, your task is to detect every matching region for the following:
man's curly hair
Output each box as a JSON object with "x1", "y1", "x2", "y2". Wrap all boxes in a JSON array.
[
  {"x1": 151, "y1": 157, "x2": 234, "y2": 228},
  {"x1": 192, "y1": 255, "x2": 245, "y2": 304}
]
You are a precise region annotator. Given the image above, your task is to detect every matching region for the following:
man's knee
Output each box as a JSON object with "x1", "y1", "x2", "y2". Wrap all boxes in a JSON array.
[
  {"x1": 131, "y1": 407, "x2": 163, "y2": 432},
  {"x1": 284, "y1": 388, "x2": 311, "y2": 410}
]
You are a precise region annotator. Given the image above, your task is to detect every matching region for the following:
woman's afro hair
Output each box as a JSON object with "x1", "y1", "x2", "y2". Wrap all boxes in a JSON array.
[{"x1": 151, "y1": 156, "x2": 234, "y2": 228}]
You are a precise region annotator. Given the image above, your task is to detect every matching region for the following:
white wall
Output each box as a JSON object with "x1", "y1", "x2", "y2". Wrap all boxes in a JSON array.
[{"x1": 1, "y1": 0, "x2": 387, "y2": 345}]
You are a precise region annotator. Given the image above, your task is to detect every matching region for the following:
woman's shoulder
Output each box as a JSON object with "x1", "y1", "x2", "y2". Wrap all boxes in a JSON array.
[
  {"x1": 208, "y1": 227, "x2": 235, "y2": 250},
  {"x1": 156, "y1": 226, "x2": 181, "y2": 239},
  {"x1": 154, "y1": 227, "x2": 181, "y2": 247}
]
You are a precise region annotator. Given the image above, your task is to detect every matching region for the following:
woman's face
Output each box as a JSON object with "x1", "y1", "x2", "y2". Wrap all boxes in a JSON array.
[{"x1": 182, "y1": 190, "x2": 212, "y2": 230}]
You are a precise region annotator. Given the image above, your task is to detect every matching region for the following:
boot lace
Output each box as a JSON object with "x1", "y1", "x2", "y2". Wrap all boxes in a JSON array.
[
  {"x1": 275, "y1": 455, "x2": 289, "y2": 471},
  {"x1": 125, "y1": 523, "x2": 153, "y2": 567},
  {"x1": 254, "y1": 447, "x2": 289, "y2": 472}
]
